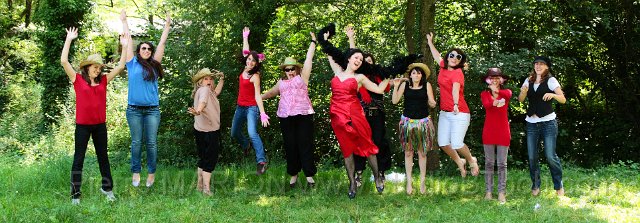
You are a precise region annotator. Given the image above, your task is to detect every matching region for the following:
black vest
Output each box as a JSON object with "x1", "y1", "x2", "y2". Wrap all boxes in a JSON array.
[
  {"x1": 403, "y1": 82, "x2": 429, "y2": 119},
  {"x1": 526, "y1": 77, "x2": 554, "y2": 117}
]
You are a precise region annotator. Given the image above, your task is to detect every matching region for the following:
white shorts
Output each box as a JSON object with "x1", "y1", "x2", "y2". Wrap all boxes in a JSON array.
[{"x1": 437, "y1": 111, "x2": 471, "y2": 149}]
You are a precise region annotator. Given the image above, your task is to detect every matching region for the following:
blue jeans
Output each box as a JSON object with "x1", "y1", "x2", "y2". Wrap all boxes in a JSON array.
[
  {"x1": 126, "y1": 105, "x2": 160, "y2": 173},
  {"x1": 230, "y1": 106, "x2": 266, "y2": 163},
  {"x1": 527, "y1": 119, "x2": 563, "y2": 190}
]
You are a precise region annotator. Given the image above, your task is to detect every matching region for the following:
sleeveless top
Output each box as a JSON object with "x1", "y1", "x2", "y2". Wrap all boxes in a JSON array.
[
  {"x1": 237, "y1": 72, "x2": 257, "y2": 106},
  {"x1": 403, "y1": 82, "x2": 429, "y2": 119}
]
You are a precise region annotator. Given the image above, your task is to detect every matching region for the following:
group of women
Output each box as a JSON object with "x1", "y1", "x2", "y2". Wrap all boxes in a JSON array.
[{"x1": 63, "y1": 15, "x2": 566, "y2": 204}]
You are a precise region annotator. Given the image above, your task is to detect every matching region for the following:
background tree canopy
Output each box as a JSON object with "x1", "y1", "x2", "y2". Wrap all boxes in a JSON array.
[{"x1": 1, "y1": 0, "x2": 638, "y2": 168}]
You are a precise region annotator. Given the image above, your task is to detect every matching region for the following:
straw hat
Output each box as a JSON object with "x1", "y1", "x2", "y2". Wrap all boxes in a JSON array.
[
  {"x1": 192, "y1": 68, "x2": 220, "y2": 84},
  {"x1": 278, "y1": 57, "x2": 302, "y2": 70},
  {"x1": 79, "y1": 54, "x2": 104, "y2": 68},
  {"x1": 403, "y1": 63, "x2": 431, "y2": 79}
]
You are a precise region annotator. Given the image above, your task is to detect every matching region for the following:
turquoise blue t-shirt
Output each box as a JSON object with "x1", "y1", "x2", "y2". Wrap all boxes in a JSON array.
[{"x1": 126, "y1": 56, "x2": 159, "y2": 106}]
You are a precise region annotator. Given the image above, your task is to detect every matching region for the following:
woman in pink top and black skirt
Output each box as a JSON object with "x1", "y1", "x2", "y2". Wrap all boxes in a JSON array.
[{"x1": 262, "y1": 32, "x2": 318, "y2": 188}]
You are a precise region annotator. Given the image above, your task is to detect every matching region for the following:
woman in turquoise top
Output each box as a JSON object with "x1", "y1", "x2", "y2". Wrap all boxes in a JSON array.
[{"x1": 121, "y1": 10, "x2": 171, "y2": 187}]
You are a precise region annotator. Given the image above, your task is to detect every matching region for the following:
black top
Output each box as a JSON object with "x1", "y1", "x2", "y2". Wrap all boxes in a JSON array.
[
  {"x1": 403, "y1": 82, "x2": 429, "y2": 119},
  {"x1": 526, "y1": 77, "x2": 554, "y2": 117}
]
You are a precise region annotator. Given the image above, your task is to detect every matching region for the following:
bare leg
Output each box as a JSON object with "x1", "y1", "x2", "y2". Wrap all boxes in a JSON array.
[
  {"x1": 202, "y1": 171, "x2": 212, "y2": 196},
  {"x1": 441, "y1": 145, "x2": 466, "y2": 177},
  {"x1": 404, "y1": 149, "x2": 413, "y2": 195},
  {"x1": 197, "y1": 168, "x2": 203, "y2": 192},
  {"x1": 417, "y1": 148, "x2": 427, "y2": 194}
]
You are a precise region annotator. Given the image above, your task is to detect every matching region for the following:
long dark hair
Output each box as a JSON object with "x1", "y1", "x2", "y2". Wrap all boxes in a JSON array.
[
  {"x1": 528, "y1": 69, "x2": 551, "y2": 83},
  {"x1": 244, "y1": 51, "x2": 262, "y2": 76},
  {"x1": 444, "y1": 48, "x2": 467, "y2": 70},
  {"x1": 136, "y1": 41, "x2": 164, "y2": 81},
  {"x1": 80, "y1": 65, "x2": 103, "y2": 85}
]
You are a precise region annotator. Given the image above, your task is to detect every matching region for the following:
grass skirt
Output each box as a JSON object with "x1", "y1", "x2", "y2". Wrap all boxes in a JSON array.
[{"x1": 398, "y1": 115, "x2": 435, "y2": 153}]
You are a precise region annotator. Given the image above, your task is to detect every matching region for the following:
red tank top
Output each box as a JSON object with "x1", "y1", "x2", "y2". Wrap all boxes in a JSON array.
[{"x1": 237, "y1": 72, "x2": 257, "y2": 106}]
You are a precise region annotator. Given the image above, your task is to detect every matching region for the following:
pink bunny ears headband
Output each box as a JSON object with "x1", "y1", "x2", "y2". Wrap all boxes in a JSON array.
[{"x1": 243, "y1": 50, "x2": 266, "y2": 62}]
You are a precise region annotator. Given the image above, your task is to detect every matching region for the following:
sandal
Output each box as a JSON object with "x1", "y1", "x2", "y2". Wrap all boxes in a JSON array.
[
  {"x1": 469, "y1": 157, "x2": 480, "y2": 177},
  {"x1": 456, "y1": 159, "x2": 467, "y2": 178}
]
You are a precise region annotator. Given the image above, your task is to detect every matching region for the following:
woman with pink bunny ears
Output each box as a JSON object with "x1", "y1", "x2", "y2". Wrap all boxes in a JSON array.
[
  {"x1": 230, "y1": 27, "x2": 270, "y2": 175},
  {"x1": 480, "y1": 68, "x2": 512, "y2": 204}
]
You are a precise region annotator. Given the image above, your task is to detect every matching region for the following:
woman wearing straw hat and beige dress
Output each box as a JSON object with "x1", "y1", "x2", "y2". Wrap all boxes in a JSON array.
[
  {"x1": 61, "y1": 27, "x2": 129, "y2": 204},
  {"x1": 188, "y1": 68, "x2": 224, "y2": 196},
  {"x1": 262, "y1": 32, "x2": 318, "y2": 188},
  {"x1": 391, "y1": 63, "x2": 437, "y2": 195}
]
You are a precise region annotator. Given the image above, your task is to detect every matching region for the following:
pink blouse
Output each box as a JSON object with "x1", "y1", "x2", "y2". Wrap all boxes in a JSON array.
[{"x1": 277, "y1": 75, "x2": 314, "y2": 118}]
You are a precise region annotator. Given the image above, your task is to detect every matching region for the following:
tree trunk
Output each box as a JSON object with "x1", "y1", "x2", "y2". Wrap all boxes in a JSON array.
[
  {"x1": 419, "y1": 0, "x2": 439, "y2": 172},
  {"x1": 405, "y1": 0, "x2": 416, "y2": 54}
]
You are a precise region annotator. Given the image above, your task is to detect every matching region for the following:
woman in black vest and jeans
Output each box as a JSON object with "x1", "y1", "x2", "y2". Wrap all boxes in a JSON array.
[{"x1": 518, "y1": 56, "x2": 566, "y2": 197}]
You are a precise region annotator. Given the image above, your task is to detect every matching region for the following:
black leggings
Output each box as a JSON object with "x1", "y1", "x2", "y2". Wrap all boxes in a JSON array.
[
  {"x1": 71, "y1": 123, "x2": 113, "y2": 198},
  {"x1": 355, "y1": 111, "x2": 392, "y2": 173},
  {"x1": 194, "y1": 129, "x2": 221, "y2": 173}
]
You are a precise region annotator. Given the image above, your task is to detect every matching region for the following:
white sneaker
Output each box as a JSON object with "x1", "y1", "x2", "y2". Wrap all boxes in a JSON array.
[
  {"x1": 100, "y1": 188, "x2": 116, "y2": 202},
  {"x1": 71, "y1": 198, "x2": 80, "y2": 205}
]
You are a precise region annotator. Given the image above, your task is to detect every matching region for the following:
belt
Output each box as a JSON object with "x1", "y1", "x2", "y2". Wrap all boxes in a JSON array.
[
  {"x1": 365, "y1": 108, "x2": 381, "y2": 117},
  {"x1": 129, "y1": 104, "x2": 159, "y2": 109}
]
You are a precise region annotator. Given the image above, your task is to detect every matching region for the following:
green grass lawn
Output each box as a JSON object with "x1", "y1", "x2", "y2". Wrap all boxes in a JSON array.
[{"x1": 0, "y1": 155, "x2": 638, "y2": 222}]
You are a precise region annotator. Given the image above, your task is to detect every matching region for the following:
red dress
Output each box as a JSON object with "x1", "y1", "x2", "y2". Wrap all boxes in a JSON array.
[
  {"x1": 480, "y1": 89, "x2": 512, "y2": 146},
  {"x1": 330, "y1": 76, "x2": 379, "y2": 158}
]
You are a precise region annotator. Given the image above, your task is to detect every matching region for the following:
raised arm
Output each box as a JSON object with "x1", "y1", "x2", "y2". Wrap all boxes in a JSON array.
[
  {"x1": 391, "y1": 79, "x2": 406, "y2": 104},
  {"x1": 251, "y1": 74, "x2": 270, "y2": 127},
  {"x1": 60, "y1": 27, "x2": 78, "y2": 82},
  {"x1": 213, "y1": 72, "x2": 224, "y2": 97},
  {"x1": 153, "y1": 14, "x2": 171, "y2": 63},
  {"x1": 300, "y1": 32, "x2": 317, "y2": 84},
  {"x1": 106, "y1": 32, "x2": 130, "y2": 82},
  {"x1": 242, "y1": 27, "x2": 250, "y2": 56},
  {"x1": 426, "y1": 32, "x2": 442, "y2": 63},
  {"x1": 120, "y1": 10, "x2": 134, "y2": 62},
  {"x1": 261, "y1": 81, "x2": 280, "y2": 100},
  {"x1": 358, "y1": 74, "x2": 390, "y2": 94},
  {"x1": 345, "y1": 25, "x2": 355, "y2": 48}
]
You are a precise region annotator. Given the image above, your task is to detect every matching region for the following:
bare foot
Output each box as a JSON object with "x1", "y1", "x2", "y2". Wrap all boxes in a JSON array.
[
  {"x1": 498, "y1": 192, "x2": 506, "y2": 204},
  {"x1": 203, "y1": 190, "x2": 212, "y2": 196},
  {"x1": 532, "y1": 188, "x2": 540, "y2": 196},
  {"x1": 556, "y1": 188, "x2": 565, "y2": 196},
  {"x1": 406, "y1": 184, "x2": 413, "y2": 195},
  {"x1": 484, "y1": 192, "x2": 492, "y2": 200},
  {"x1": 420, "y1": 183, "x2": 426, "y2": 194}
]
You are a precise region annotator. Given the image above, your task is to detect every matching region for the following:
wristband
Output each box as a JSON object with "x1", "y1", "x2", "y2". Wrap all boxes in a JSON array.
[
  {"x1": 242, "y1": 31, "x2": 250, "y2": 38},
  {"x1": 260, "y1": 112, "x2": 270, "y2": 122},
  {"x1": 311, "y1": 40, "x2": 318, "y2": 44}
]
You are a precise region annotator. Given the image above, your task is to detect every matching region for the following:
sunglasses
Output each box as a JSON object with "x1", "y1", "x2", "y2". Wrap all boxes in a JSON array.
[
  {"x1": 283, "y1": 68, "x2": 296, "y2": 72},
  {"x1": 448, "y1": 53, "x2": 463, "y2": 60},
  {"x1": 140, "y1": 47, "x2": 153, "y2": 51}
]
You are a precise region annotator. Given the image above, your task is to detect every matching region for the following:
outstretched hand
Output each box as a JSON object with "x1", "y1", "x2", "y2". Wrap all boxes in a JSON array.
[
  {"x1": 120, "y1": 9, "x2": 127, "y2": 21},
  {"x1": 120, "y1": 32, "x2": 130, "y2": 46},
  {"x1": 310, "y1": 32, "x2": 317, "y2": 42},
  {"x1": 426, "y1": 32, "x2": 434, "y2": 43},
  {"x1": 165, "y1": 13, "x2": 172, "y2": 26},
  {"x1": 65, "y1": 27, "x2": 78, "y2": 41},
  {"x1": 243, "y1": 27, "x2": 250, "y2": 38},
  {"x1": 345, "y1": 25, "x2": 355, "y2": 38}
]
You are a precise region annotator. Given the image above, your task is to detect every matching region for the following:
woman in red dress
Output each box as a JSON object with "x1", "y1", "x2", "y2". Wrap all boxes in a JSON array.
[{"x1": 318, "y1": 25, "x2": 389, "y2": 199}]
